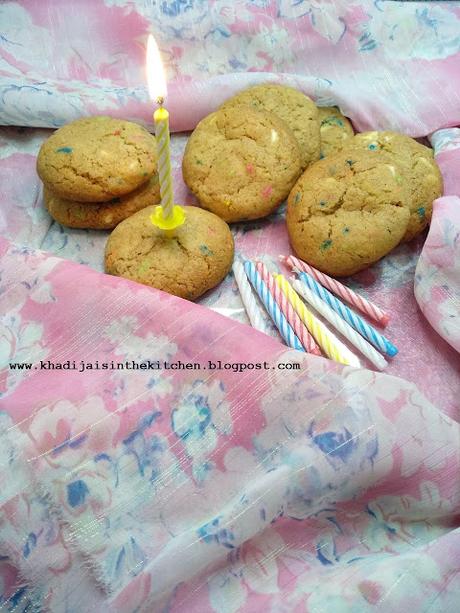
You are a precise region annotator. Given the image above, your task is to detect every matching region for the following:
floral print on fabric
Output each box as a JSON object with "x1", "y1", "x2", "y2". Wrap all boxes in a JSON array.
[
  {"x1": 1, "y1": 1, "x2": 460, "y2": 133},
  {"x1": 0, "y1": 0, "x2": 460, "y2": 611}
]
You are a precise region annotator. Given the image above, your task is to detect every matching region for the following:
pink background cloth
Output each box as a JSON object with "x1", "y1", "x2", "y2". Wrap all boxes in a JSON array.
[{"x1": 1, "y1": 1, "x2": 460, "y2": 612}]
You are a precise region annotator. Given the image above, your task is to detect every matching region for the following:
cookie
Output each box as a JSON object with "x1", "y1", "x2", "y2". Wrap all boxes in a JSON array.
[
  {"x1": 286, "y1": 150, "x2": 411, "y2": 277},
  {"x1": 317, "y1": 106, "x2": 354, "y2": 157},
  {"x1": 344, "y1": 131, "x2": 443, "y2": 241},
  {"x1": 182, "y1": 106, "x2": 302, "y2": 223},
  {"x1": 220, "y1": 84, "x2": 320, "y2": 169},
  {"x1": 43, "y1": 175, "x2": 161, "y2": 230},
  {"x1": 37, "y1": 116, "x2": 158, "y2": 202},
  {"x1": 105, "y1": 205, "x2": 234, "y2": 300}
]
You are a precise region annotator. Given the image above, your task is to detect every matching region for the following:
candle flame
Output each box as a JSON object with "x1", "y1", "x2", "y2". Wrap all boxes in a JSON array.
[{"x1": 146, "y1": 34, "x2": 167, "y2": 104}]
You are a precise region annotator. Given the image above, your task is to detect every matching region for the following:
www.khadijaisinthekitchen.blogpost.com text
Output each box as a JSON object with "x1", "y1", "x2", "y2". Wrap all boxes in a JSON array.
[{"x1": 9, "y1": 359, "x2": 301, "y2": 373}]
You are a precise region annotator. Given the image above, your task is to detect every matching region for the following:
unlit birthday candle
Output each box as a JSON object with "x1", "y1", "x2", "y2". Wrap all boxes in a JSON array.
[
  {"x1": 146, "y1": 34, "x2": 185, "y2": 230},
  {"x1": 233, "y1": 261, "x2": 272, "y2": 335},
  {"x1": 297, "y1": 271, "x2": 398, "y2": 357},
  {"x1": 291, "y1": 279, "x2": 388, "y2": 370},
  {"x1": 284, "y1": 255, "x2": 389, "y2": 327},
  {"x1": 255, "y1": 262, "x2": 322, "y2": 356},
  {"x1": 274, "y1": 275, "x2": 361, "y2": 367},
  {"x1": 244, "y1": 261, "x2": 305, "y2": 352}
]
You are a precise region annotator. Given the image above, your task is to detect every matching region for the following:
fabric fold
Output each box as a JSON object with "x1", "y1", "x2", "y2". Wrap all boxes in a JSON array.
[
  {"x1": 1, "y1": 237, "x2": 459, "y2": 611},
  {"x1": 2, "y1": 1, "x2": 460, "y2": 610}
]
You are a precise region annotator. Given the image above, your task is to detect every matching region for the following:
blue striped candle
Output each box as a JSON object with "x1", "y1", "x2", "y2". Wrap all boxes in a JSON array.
[
  {"x1": 244, "y1": 261, "x2": 305, "y2": 352},
  {"x1": 297, "y1": 271, "x2": 398, "y2": 357}
]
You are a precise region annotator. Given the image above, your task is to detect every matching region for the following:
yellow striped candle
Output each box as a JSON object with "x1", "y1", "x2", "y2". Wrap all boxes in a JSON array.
[
  {"x1": 274, "y1": 274, "x2": 360, "y2": 367},
  {"x1": 146, "y1": 34, "x2": 185, "y2": 231},
  {"x1": 154, "y1": 105, "x2": 174, "y2": 219}
]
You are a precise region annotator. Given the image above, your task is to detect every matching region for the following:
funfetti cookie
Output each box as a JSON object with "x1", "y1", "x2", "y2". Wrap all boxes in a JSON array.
[
  {"x1": 220, "y1": 84, "x2": 320, "y2": 169},
  {"x1": 286, "y1": 150, "x2": 411, "y2": 277},
  {"x1": 44, "y1": 175, "x2": 161, "y2": 230},
  {"x1": 344, "y1": 131, "x2": 443, "y2": 241},
  {"x1": 105, "y1": 205, "x2": 234, "y2": 301},
  {"x1": 182, "y1": 106, "x2": 302, "y2": 223},
  {"x1": 317, "y1": 106, "x2": 354, "y2": 158},
  {"x1": 37, "y1": 116, "x2": 157, "y2": 202}
]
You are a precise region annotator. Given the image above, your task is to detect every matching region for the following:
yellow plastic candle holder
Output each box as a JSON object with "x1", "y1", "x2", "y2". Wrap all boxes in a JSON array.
[{"x1": 150, "y1": 204, "x2": 186, "y2": 232}]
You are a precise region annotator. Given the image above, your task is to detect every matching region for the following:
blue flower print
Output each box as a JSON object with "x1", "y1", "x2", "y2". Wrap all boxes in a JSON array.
[
  {"x1": 67, "y1": 480, "x2": 89, "y2": 507},
  {"x1": 108, "y1": 536, "x2": 146, "y2": 583},
  {"x1": 311, "y1": 428, "x2": 357, "y2": 462},
  {"x1": 160, "y1": 0, "x2": 194, "y2": 18},
  {"x1": 171, "y1": 380, "x2": 232, "y2": 482},
  {"x1": 197, "y1": 516, "x2": 236, "y2": 549}
]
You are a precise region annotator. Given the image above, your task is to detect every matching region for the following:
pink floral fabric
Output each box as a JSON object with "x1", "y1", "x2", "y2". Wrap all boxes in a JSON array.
[
  {"x1": 1, "y1": 1, "x2": 460, "y2": 135},
  {"x1": 1, "y1": 1, "x2": 460, "y2": 612},
  {"x1": 1, "y1": 237, "x2": 459, "y2": 613},
  {"x1": 413, "y1": 129, "x2": 460, "y2": 352}
]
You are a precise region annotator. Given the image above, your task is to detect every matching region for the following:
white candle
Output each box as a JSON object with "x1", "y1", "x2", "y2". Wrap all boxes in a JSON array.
[
  {"x1": 233, "y1": 261, "x2": 272, "y2": 335},
  {"x1": 292, "y1": 279, "x2": 387, "y2": 370}
]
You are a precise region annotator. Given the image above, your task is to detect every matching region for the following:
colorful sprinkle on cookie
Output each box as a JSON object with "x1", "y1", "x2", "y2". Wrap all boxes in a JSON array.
[
  {"x1": 138, "y1": 260, "x2": 151, "y2": 275},
  {"x1": 56, "y1": 147, "x2": 72, "y2": 154},
  {"x1": 199, "y1": 244, "x2": 214, "y2": 256},
  {"x1": 261, "y1": 185, "x2": 273, "y2": 200},
  {"x1": 317, "y1": 106, "x2": 354, "y2": 157}
]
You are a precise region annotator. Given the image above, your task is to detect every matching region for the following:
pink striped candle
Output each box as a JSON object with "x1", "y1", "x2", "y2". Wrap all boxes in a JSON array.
[
  {"x1": 283, "y1": 255, "x2": 389, "y2": 327},
  {"x1": 255, "y1": 262, "x2": 322, "y2": 356}
]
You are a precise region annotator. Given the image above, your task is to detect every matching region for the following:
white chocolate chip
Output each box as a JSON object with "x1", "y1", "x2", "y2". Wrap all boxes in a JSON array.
[{"x1": 385, "y1": 164, "x2": 396, "y2": 176}]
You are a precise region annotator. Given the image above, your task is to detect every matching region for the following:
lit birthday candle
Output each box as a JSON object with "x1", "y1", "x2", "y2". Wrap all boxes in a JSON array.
[{"x1": 146, "y1": 34, "x2": 185, "y2": 231}]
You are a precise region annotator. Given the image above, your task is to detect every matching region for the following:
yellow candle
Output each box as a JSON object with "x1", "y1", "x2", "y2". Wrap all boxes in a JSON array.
[
  {"x1": 146, "y1": 34, "x2": 185, "y2": 231},
  {"x1": 274, "y1": 274, "x2": 356, "y2": 366},
  {"x1": 154, "y1": 105, "x2": 174, "y2": 218}
]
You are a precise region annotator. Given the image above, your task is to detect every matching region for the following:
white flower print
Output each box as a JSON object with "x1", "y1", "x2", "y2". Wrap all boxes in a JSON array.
[{"x1": 172, "y1": 379, "x2": 232, "y2": 481}]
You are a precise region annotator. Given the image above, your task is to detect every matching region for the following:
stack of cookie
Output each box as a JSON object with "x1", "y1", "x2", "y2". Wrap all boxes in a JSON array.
[
  {"x1": 182, "y1": 84, "x2": 358, "y2": 225},
  {"x1": 182, "y1": 84, "x2": 320, "y2": 223},
  {"x1": 37, "y1": 116, "x2": 161, "y2": 230},
  {"x1": 181, "y1": 82, "x2": 442, "y2": 277}
]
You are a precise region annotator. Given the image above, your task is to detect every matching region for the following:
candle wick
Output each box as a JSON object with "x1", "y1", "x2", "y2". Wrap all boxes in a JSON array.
[{"x1": 156, "y1": 96, "x2": 164, "y2": 107}]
